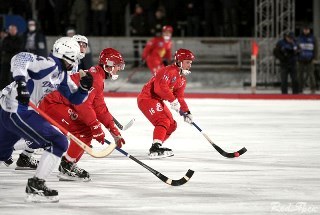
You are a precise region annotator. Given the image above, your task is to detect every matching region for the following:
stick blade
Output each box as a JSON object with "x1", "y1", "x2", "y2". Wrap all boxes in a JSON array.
[
  {"x1": 222, "y1": 147, "x2": 247, "y2": 158},
  {"x1": 122, "y1": 118, "x2": 135, "y2": 131},
  {"x1": 158, "y1": 169, "x2": 195, "y2": 186}
]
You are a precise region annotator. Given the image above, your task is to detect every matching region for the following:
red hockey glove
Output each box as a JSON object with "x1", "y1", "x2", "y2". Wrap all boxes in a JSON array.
[
  {"x1": 113, "y1": 134, "x2": 125, "y2": 148},
  {"x1": 90, "y1": 120, "x2": 105, "y2": 144}
]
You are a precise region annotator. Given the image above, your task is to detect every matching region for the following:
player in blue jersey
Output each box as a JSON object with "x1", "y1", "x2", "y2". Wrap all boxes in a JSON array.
[{"x1": 0, "y1": 37, "x2": 93, "y2": 203}]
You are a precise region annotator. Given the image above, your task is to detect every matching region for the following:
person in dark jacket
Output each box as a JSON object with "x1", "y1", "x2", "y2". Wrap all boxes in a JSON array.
[
  {"x1": 296, "y1": 25, "x2": 318, "y2": 94},
  {"x1": 273, "y1": 32, "x2": 299, "y2": 94},
  {"x1": 0, "y1": 25, "x2": 23, "y2": 90},
  {"x1": 22, "y1": 20, "x2": 47, "y2": 57}
]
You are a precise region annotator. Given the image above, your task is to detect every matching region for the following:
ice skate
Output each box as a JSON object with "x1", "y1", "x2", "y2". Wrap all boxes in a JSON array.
[
  {"x1": 15, "y1": 153, "x2": 39, "y2": 170},
  {"x1": 148, "y1": 143, "x2": 174, "y2": 159},
  {"x1": 57, "y1": 156, "x2": 91, "y2": 182},
  {"x1": 25, "y1": 177, "x2": 59, "y2": 203},
  {"x1": 2, "y1": 156, "x2": 14, "y2": 167}
]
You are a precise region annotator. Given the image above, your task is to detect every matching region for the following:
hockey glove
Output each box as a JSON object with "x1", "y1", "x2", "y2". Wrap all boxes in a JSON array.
[
  {"x1": 16, "y1": 80, "x2": 30, "y2": 105},
  {"x1": 90, "y1": 120, "x2": 105, "y2": 144},
  {"x1": 170, "y1": 99, "x2": 180, "y2": 112},
  {"x1": 113, "y1": 134, "x2": 125, "y2": 148},
  {"x1": 79, "y1": 72, "x2": 93, "y2": 91},
  {"x1": 182, "y1": 111, "x2": 193, "y2": 124}
]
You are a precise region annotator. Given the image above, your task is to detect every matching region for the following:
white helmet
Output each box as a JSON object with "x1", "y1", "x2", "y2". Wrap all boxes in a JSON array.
[
  {"x1": 72, "y1": 35, "x2": 88, "y2": 59},
  {"x1": 52, "y1": 37, "x2": 80, "y2": 64}
]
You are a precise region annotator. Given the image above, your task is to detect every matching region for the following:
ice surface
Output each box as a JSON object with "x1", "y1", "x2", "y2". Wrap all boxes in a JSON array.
[{"x1": 1, "y1": 98, "x2": 320, "y2": 215}]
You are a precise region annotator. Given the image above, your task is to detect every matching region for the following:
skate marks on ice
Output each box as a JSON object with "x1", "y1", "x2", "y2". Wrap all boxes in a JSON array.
[{"x1": 0, "y1": 98, "x2": 320, "y2": 215}]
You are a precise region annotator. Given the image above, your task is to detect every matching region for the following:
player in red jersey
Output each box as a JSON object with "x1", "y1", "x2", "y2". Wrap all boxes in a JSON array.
[
  {"x1": 142, "y1": 25, "x2": 173, "y2": 76},
  {"x1": 38, "y1": 48, "x2": 126, "y2": 181},
  {"x1": 137, "y1": 48, "x2": 195, "y2": 159}
]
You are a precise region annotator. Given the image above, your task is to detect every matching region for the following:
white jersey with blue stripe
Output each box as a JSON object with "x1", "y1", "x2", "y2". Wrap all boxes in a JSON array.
[{"x1": 0, "y1": 52, "x2": 88, "y2": 113}]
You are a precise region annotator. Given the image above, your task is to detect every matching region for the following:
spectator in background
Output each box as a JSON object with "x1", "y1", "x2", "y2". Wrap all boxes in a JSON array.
[
  {"x1": 203, "y1": 0, "x2": 222, "y2": 36},
  {"x1": 22, "y1": 20, "x2": 47, "y2": 57},
  {"x1": 91, "y1": 0, "x2": 108, "y2": 36},
  {"x1": 220, "y1": 0, "x2": 238, "y2": 37},
  {"x1": 184, "y1": 0, "x2": 202, "y2": 36},
  {"x1": 142, "y1": 25, "x2": 173, "y2": 76},
  {"x1": 130, "y1": 4, "x2": 148, "y2": 68},
  {"x1": 0, "y1": 25, "x2": 23, "y2": 90},
  {"x1": 108, "y1": 0, "x2": 128, "y2": 36},
  {"x1": 149, "y1": 7, "x2": 168, "y2": 36},
  {"x1": 273, "y1": 32, "x2": 299, "y2": 94},
  {"x1": 70, "y1": 0, "x2": 88, "y2": 35},
  {"x1": 0, "y1": 28, "x2": 8, "y2": 79},
  {"x1": 297, "y1": 25, "x2": 318, "y2": 94}
]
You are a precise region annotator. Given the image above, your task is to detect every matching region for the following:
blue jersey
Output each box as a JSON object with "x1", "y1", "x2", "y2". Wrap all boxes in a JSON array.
[
  {"x1": 297, "y1": 34, "x2": 315, "y2": 61},
  {"x1": 0, "y1": 52, "x2": 88, "y2": 113}
]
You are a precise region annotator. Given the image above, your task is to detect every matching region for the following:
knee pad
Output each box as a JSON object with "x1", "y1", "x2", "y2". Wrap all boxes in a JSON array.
[
  {"x1": 167, "y1": 120, "x2": 177, "y2": 135},
  {"x1": 156, "y1": 118, "x2": 171, "y2": 130}
]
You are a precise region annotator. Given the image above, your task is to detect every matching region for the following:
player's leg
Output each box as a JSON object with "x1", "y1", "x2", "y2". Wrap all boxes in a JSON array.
[
  {"x1": 137, "y1": 98, "x2": 173, "y2": 158},
  {"x1": 58, "y1": 127, "x2": 92, "y2": 182},
  {"x1": 8, "y1": 110, "x2": 69, "y2": 202},
  {"x1": 0, "y1": 111, "x2": 21, "y2": 166},
  {"x1": 12, "y1": 139, "x2": 39, "y2": 170},
  {"x1": 163, "y1": 104, "x2": 177, "y2": 142}
]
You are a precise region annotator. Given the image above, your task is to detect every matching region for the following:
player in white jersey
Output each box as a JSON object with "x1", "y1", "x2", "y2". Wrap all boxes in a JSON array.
[
  {"x1": 3, "y1": 34, "x2": 91, "y2": 170},
  {"x1": 0, "y1": 37, "x2": 93, "y2": 203}
]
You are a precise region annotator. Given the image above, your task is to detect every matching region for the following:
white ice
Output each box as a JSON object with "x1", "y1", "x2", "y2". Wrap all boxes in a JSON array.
[{"x1": 1, "y1": 98, "x2": 320, "y2": 215}]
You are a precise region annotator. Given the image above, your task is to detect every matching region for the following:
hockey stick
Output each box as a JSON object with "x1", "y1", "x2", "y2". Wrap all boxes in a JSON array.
[
  {"x1": 104, "y1": 139, "x2": 194, "y2": 186},
  {"x1": 179, "y1": 111, "x2": 247, "y2": 158},
  {"x1": 109, "y1": 68, "x2": 140, "y2": 92},
  {"x1": 29, "y1": 102, "x2": 117, "y2": 158},
  {"x1": 113, "y1": 117, "x2": 135, "y2": 131}
]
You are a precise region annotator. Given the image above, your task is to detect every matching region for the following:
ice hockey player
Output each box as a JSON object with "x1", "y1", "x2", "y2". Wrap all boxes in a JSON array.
[
  {"x1": 0, "y1": 37, "x2": 93, "y2": 202},
  {"x1": 2, "y1": 34, "x2": 91, "y2": 171},
  {"x1": 137, "y1": 48, "x2": 195, "y2": 159},
  {"x1": 142, "y1": 25, "x2": 173, "y2": 76},
  {"x1": 38, "y1": 48, "x2": 126, "y2": 181}
]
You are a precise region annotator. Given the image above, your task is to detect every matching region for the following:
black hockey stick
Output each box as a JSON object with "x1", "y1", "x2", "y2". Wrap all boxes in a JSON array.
[
  {"x1": 104, "y1": 139, "x2": 194, "y2": 186},
  {"x1": 113, "y1": 117, "x2": 135, "y2": 131},
  {"x1": 180, "y1": 111, "x2": 247, "y2": 158}
]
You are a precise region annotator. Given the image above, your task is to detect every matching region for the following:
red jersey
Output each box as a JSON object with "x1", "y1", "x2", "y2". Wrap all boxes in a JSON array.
[
  {"x1": 138, "y1": 64, "x2": 189, "y2": 112},
  {"x1": 42, "y1": 66, "x2": 119, "y2": 135},
  {"x1": 142, "y1": 36, "x2": 172, "y2": 62}
]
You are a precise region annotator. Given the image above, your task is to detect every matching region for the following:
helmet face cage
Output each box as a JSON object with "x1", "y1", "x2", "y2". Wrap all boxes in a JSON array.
[
  {"x1": 52, "y1": 37, "x2": 81, "y2": 65},
  {"x1": 174, "y1": 49, "x2": 195, "y2": 75},
  {"x1": 99, "y1": 48, "x2": 125, "y2": 80},
  {"x1": 72, "y1": 35, "x2": 88, "y2": 60}
]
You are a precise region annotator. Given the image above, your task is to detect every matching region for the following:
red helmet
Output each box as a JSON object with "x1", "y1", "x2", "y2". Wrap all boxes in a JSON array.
[
  {"x1": 174, "y1": 49, "x2": 195, "y2": 62},
  {"x1": 162, "y1": 25, "x2": 173, "y2": 33},
  {"x1": 99, "y1": 48, "x2": 125, "y2": 69}
]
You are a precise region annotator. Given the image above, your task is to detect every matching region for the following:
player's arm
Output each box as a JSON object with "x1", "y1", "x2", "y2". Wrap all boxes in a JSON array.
[
  {"x1": 153, "y1": 69, "x2": 176, "y2": 102},
  {"x1": 142, "y1": 38, "x2": 155, "y2": 60},
  {"x1": 164, "y1": 42, "x2": 172, "y2": 62},
  {"x1": 174, "y1": 78, "x2": 189, "y2": 112},
  {"x1": 94, "y1": 91, "x2": 125, "y2": 148},
  {"x1": 58, "y1": 71, "x2": 92, "y2": 105}
]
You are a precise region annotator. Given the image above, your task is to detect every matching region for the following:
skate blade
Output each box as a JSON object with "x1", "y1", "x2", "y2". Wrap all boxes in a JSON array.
[
  {"x1": 25, "y1": 193, "x2": 59, "y2": 203},
  {"x1": 15, "y1": 166, "x2": 37, "y2": 170},
  {"x1": 57, "y1": 173, "x2": 91, "y2": 182},
  {"x1": 148, "y1": 151, "x2": 174, "y2": 159}
]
